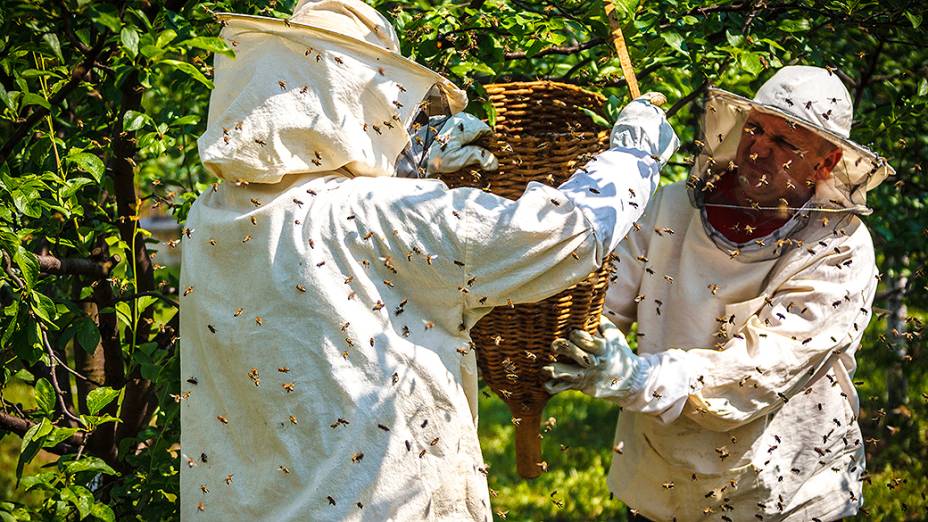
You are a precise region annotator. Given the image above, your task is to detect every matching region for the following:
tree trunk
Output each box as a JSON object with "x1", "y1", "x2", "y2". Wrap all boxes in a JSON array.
[{"x1": 885, "y1": 255, "x2": 909, "y2": 409}]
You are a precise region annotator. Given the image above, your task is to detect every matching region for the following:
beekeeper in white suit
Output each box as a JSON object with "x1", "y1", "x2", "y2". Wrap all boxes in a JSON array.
[
  {"x1": 179, "y1": 0, "x2": 679, "y2": 520},
  {"x1": 544, "y1": 65, "x2": 894, "y2": 521}
]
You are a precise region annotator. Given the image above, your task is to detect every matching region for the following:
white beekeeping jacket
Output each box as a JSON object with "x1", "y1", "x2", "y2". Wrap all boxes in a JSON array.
[
  {"x1": 179, "y1": 2, "x2": 665, "y2": 519},
  {"x1": 602, "y1": 182, "x2": 877, "y2": 521}
]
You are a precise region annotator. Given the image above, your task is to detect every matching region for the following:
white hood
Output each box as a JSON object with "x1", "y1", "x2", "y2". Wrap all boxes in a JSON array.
[{"x1": 197, "y1": 0, "x2": 466, "y2": 184}]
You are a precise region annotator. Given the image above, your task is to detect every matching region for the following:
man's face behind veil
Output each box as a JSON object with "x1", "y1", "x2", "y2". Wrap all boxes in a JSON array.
[{"x1": 732, "y1": 110, "x2": 839, "y2": 207}]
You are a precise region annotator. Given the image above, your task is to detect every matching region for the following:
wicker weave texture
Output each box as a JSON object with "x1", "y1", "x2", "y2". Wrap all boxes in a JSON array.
[{"x1": 438, "y1": 81, "x2": 613, "y2": 478}]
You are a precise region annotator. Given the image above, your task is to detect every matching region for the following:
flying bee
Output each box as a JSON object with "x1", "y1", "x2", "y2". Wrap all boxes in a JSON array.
[
  {"x1": 254, "y1": 138, "x2": 266, "y2": 146},
  {"x1": 234, "y1": 307, "x2": 244, "y2": 317},
  {"x1": 184, "y1": 286, "x2": 194, "y2": 296},
  {"x1": 217, "y1": 415, "x2": 229, "y2": 424},
  {"x1": 278, "y1": 80, "x2": 287, "y2": 90},
  {"x1": 255, "y1": 316, "x2": 264, "y2": 326}
]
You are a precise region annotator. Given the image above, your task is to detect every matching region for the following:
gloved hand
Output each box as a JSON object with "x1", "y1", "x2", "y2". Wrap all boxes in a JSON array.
[
  {"x1": 543, "y1": 316, "x2": 648, "y2": 402},
  {"x1": 610, "y1": 92, "x2": 680, "y2": 168},
  {"x1": 426, "y1": 112, "x2": 499, "y2": 175}
]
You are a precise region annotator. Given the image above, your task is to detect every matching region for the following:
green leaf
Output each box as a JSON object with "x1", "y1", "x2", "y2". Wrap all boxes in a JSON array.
[
  {"x1": 918, "y1": 78, "x2": 928, "y2": 97},
  {"x1": 904, "y1": 11, "x2": 922, "y2": 28},
  {"x1": 180, "y1": 36, "x2": 234, "y2": 57},
  {"x1": 0, "y1": 83, "x2": 14, "y2": 111},
  {"x1": 60, "y1": 177, "x2": 94, "y2": 200},
  {"x1": 14, "y1": 247, "x2": 38, "y2": 290},
  {"x1": 43, "y1": 427, "x2": 79, "y2": 448},
  {"x1": 65, "y1": 456, "x2": 117, "y2": 476},
  {"x1": 171, "y1": 114, "x2": 199, "y2": 127},
  {"x1": 31, "y1": 290, "x2": 57, "y2": 324},
  {"x1": 60, "y1": 486, "x2": 93, "y2": 520},
  {"x1": 778, "y1": 19, "x2": 810, "y2": 33},
  {"x1": 89, "y1": 5, "x2": 121, "y2": 33},
  {"x1": 660, "y1": 32, "x2": 686, "y2": 55},
  {"x1": 156, "y1": 29, "x2": 178, "y2": 49},
  {"x1": 122, "y1": 110, "x2": 148, "y2": 132},
  {"x1": 42, "y1": 33, "x2": 63, "y2": 62},
  {"x1": 159, "y1": 59, "x2": 213, "y2": 89},
  {"x1": 86, "y1": 387, "x2": 121, "y2": 415},
  {"x1": 17, "y1": 418, "x2": 52, "y2": 480},
  {"x1": 577, "y1": 107, "x2": 611, "y2": 129},
  {"x1": 20, "y1": 93, "x2": 51, "y2": 111},
  {"x1": 20, "y1": 471, "x2": 57, "y2": 492},
  {"x1": 75, "y1": 318, "x2": 101, "y2": 353},
  {"x1": 34, "y1": 377, "x2": 55, "y2": 415},
  {"x1": 121, "y1": 27, "x2": 140, "y2": 57},
  {"x1": 67, "y1": 152, "x2": 105, "y2": 181},
  {"x1": 739, "y1": 52, "x2": 764, "y2": 75},
  {"x1": 90, "y1": 503, "x2": 115, "y2": 522}
]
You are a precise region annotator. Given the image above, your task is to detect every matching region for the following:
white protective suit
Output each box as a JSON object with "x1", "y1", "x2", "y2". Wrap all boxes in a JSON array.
[
  {"x1": 179, "y1": 1, "x2": 673, "y2": 520},
  {"x1": 595, "y1": 68, "x2": 894, "y2": 521}
]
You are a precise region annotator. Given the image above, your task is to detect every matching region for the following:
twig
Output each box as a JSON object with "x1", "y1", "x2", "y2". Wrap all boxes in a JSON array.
[
  {"x1": 40, "y1": 328, "x2": 85, "y2": 426},
  {"x1": 1, "y1": 250, "x2": 26, "y2": 288},
  {"x1": 504, "y1": 37, "x2": 606, "y2": 60},
  {"x1": 50, "y1": 350, "x2": 104, "y2": 386}
]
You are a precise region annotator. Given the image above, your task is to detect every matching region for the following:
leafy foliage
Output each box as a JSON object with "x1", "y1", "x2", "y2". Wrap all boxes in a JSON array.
[{"x1": 0, "y1": 0, "x2": 925, "y2": 520}]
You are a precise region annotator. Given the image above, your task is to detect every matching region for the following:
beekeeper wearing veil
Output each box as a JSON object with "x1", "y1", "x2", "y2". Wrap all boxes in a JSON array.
[{"x1": 180, "y1": 0, "x2": 679, "y2": 519}]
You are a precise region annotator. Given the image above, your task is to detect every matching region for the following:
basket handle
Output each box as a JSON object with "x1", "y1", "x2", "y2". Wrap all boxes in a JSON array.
[{"x1": 604, "y1": 0, "x2": 641, "y2": 100}]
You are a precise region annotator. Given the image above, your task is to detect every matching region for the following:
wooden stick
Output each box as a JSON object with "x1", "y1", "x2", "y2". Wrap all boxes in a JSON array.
[{"x1": 604, "y1": 0, "x2": 640, "y2": 100}]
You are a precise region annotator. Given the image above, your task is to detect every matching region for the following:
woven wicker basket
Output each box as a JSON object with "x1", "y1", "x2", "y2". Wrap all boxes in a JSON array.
[{"x1": 439, "y1": 81, "x2": 614, "y2": 479}]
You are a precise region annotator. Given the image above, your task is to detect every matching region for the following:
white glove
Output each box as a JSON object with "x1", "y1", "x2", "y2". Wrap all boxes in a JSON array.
[
  {"x1": 543, "y1": 316, "x2": 649, "y2": 402},
  {"x1": 426, "y1": 112, "x2": 499, "y2": 175},
  {"x1": 609, "y1": 92, "x2": 679, "y2": 168}
]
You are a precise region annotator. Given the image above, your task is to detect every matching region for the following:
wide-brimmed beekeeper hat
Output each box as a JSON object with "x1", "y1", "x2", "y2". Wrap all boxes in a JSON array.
[
  {"x1": 688, "y1": 65, "x2": 895, "y2": 214},
  {"x1": 198, "y1": 0, "x2": 467, "y2": 183}
]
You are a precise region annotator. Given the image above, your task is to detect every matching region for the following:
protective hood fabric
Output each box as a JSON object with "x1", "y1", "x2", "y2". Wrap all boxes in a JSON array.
[
  {"x1": 602, "y1": 182, "x2": 877, "y2": 521},
  {"x1": 197, "y1": 0, "x2": 466, "y2": 184},
  {"x1": 687, "y1": 67, "x2": 894, "y2": 259}
]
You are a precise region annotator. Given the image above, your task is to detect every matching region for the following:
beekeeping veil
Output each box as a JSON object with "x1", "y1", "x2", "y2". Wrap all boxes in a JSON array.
[
  {"x1": 197, "y1": 0, "x2": 467, "y2": 184},
  {"x1": 687, "y1": 66, "x2": 894, "y2": 259}
]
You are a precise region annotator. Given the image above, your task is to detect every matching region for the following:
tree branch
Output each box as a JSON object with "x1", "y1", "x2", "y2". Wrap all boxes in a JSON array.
[
  {"x1": 38, "y1": 254, "x2": 111, "y2": 278},
  {"x1": 0, "y1": 411, "x2": 86, "y2": 455}
]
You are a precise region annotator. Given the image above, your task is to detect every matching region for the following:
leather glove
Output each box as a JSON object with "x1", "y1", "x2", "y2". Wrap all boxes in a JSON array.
[
  {"x1": 543, "y1": 316, "x2": 648, "y2": 402},
  {"x1": 610, "y1": 92, "x2": 679, "y2": 168},
  {"x1": 426, "y1": 112, "x2": 499, "y2": 175}
]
